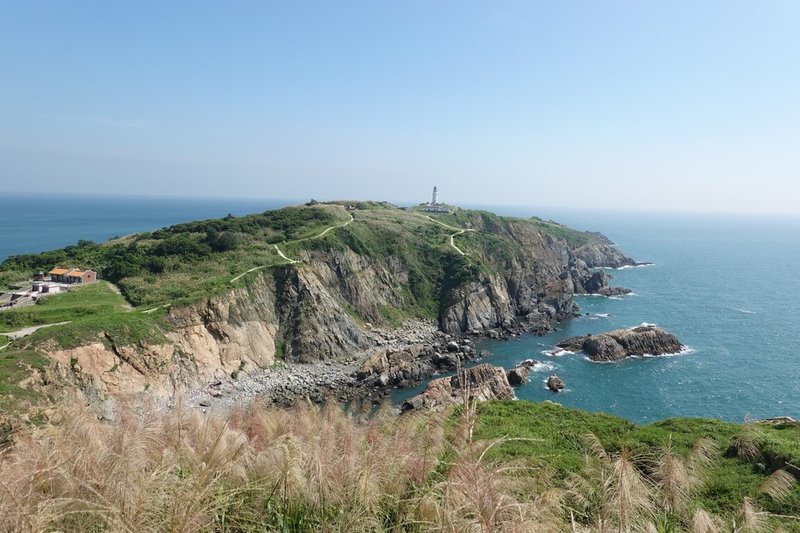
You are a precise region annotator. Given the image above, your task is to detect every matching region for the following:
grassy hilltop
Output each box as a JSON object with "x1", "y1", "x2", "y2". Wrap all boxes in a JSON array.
[{"x1": 0, "y1": 201, "x2": 591, "y2": 349}]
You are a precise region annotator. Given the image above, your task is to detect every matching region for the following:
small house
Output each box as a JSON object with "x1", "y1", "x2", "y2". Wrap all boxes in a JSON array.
[{"x1": 48, "y1": 267, "x2": 97, "y2": 284}]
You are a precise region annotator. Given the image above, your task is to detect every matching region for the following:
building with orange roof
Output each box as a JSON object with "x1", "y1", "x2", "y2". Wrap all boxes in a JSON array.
[{"x1": 48, "y1": 267, "x2": 97, "y2": 284}]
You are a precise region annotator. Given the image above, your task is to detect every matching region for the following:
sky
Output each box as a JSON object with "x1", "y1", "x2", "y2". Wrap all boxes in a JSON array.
[{"x1": 1, "y1": 1, "x2": 799, "y2": 215}]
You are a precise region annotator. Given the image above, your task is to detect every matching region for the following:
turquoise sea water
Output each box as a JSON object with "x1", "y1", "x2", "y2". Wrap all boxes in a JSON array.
[
  {"x1": 395, "y1": 206, "x2": 800, "y2": 424},
  {"x1": 1, "y1": 195, "x2": 798, "y2": 423},
  {"x1": 0, "y1": 194, "x2": 295, "y2": 262}
]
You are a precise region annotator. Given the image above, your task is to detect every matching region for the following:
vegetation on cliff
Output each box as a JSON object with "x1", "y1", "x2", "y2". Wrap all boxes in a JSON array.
[
  {"x1": 0, "y1": 202, "x2": 619, "y2": 346},
  {"x1": 0, "y1": 201, "x2": 632, "y2": 424},
  {"x1": 1, "y1": 399, "x2": 797, "y2": 532}
]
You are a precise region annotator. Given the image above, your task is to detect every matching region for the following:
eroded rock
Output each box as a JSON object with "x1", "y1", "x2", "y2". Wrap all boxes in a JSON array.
[
  {"x1": 401, "y1": 364, "x2": 514, "y2": 412},
  {"x1": 557, "y1": 325, "x2": 683, "y2": 362}
]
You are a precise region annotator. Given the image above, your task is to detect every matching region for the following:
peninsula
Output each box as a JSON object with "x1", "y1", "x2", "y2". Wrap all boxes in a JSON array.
[
  {"x1": 0, "y1": 199, "x2": 633, "y2": 416},
  {"x1": 1, "y1": 200, "x2": 799, "y2": 532}
]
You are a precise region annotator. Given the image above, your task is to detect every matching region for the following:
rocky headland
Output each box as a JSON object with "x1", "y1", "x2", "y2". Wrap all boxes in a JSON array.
[
  {"x1": 557, "y1": 325, "x2": 684, "y2": 362},
  {"x1": 1, "y1": 202, "x2": 637, "y2": 416}
]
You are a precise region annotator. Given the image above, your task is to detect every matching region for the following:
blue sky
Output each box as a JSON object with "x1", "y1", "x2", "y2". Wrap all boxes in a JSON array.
[{"x1": 1, "y1": 1, "x2": 799, "y2": 214}]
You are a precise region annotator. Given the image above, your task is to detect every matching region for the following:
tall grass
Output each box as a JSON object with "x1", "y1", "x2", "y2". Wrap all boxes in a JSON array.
[
  {"x1": 0, "y1": 400, "x2": 447, "y2": 532},
  {"x1": 0, "y1": 400, "x2": 798, "y2": 532}
]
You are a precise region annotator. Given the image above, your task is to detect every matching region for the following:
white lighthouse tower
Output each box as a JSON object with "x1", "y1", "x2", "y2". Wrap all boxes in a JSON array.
[{"x1": 431, "y1": 186, "x2": 439, "y2": 205}]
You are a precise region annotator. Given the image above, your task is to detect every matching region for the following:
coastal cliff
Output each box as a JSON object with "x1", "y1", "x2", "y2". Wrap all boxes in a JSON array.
[{"x1": 1, "y1": 203, "x2": 635, "y2": 410}]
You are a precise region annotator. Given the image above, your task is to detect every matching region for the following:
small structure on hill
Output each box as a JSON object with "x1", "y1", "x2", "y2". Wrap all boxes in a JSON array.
[
  {"x1": 48, "y1": 267, "x2": 97, "y2": 285},
  {"x1": 423, "y1": 185, "x2": 453, "y2": 213}
]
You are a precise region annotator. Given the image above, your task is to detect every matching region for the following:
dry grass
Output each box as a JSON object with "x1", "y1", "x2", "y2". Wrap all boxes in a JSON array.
[
  {"x1": 0, "y1": 400, "x2": 797, "y2": 532},
  {"x1": 0, "y1": 400, "x2": 448, "y2": 532}
]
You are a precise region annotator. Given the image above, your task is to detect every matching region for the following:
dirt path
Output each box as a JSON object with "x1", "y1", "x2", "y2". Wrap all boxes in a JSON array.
[
  {"x1": 229, "y1": 214, "x2": 354, "y2": 283},
  {"x1": 230, "y1": 266, "x2": 265, "y2": 283},
  {"x1": 313, "y1": 213, "x2": 354, "y2": 239},
  {"x1": 273, "y1": 244, "x2": 300, "y2": 264},
  {"x1": 449, "y1": 229, "x2": 470, "y2": 255},
  {"x1": 106, "y1": 282, "x2": 134, "y2": 311},
  {"x1": 417, "y1": 214, "x2": 475, "y2": 255},
  {"x1": 3, "y1": 321, "x2": 72, "y2": 341}
]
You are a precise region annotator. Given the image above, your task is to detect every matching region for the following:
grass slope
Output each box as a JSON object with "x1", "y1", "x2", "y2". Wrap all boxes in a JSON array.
[
  {"x1": 0, "y1": 282, "x2": 128, "y2": 333},
  {"x1": 475, "y1": 400, "x2": 800, "y2": 525},
  {"x1": 0, "y1": 202, "x2": 615, "y2": 368}
]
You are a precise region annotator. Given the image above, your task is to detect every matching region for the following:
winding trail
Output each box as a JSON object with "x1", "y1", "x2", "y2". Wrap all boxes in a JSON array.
[
  {"x1": 417, "y1": 214, "x2": 476, "y2": 255},
  {"x1": 449, "y1": 229, "x2": 470, "y2": 255},
  {"x1": 273, "y1": 244, "x2": 300, "y2": 264},
  {"x1": 312, "y1": 213, "x2": 354, "y2": 239},
  {"x1": 229, "y1": 213, "x2": 354, "y2": 282},
  {"x1": 230, "y1": 266, "x2": 265, "y2": 283}
]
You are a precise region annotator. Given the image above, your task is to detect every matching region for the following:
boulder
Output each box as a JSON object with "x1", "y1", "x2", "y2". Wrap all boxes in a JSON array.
[
  {"x1": 506, "y1": 360, "x2": 537, "y2": 386},
  {"x1": 401, "y1": 364, "x2": 514, "y2": 412},
  {"x1": 506, "y1": 366, "x2": 529, "y2": 386},
  {"x1": 557, "y1": 325, "x2": 683, "y2": 362},
  {"x1": 546, "y1": 374, "x2": 565, "y2": 392},
  {"x1": 446, "y1": 341, "x2": 460, "y2": 352}
]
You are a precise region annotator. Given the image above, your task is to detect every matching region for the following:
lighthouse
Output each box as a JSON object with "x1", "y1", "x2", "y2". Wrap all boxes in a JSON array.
[{"x1": 431, "y1": 186, "x2": 439, "y2": 205}]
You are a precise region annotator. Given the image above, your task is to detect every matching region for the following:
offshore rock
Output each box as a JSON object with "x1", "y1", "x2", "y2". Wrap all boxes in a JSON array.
[
  {"x1": 506, "y1": 360, "x2": 537, "y2": 386},
  {"x1": 596, "y1": 286, "x2": 632, "y2": 297},
  {"x1": 401, "y1": 364, "x2": 514, "y2": 412},
  {"x1": 571, "y1": 266, "x2": 631, "y2": 297},
  {"x1": 546, "y1": 374, "x2": 565, "y2": 391},
  {"x1": 557, "y1": 325, "x2": 683, "y2": 362}
]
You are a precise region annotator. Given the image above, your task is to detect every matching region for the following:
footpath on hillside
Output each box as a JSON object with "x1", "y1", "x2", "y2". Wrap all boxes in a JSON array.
[
  {"x1": 0, "y1": 321, "x2": 73, "y2": 350},
  {"x1": 417, "y1": 214, "x2": 476, "y2": 256},
  {"x1": 229, "y1": 213, "x2": 354, "y2": 283}
]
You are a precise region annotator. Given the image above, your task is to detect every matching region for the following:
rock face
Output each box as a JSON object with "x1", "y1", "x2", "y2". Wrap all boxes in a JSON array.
[
  {"x1": 572, "y1": 234, "x2": 637, "y2": 269},
  {"x1": 27, "y1": 209, "x2": 636, "y2": 411},
  {"x1": 571, "y1": 268, "x2": 632, "y2": 297},
  {"x1": 401, "y1": 364, "x2": 515, "y2": 412},
  {"x1": 546, "y1": 374, "x2": 565, "y2": 391},
  {"x1": 506, "y1": 360, "x2": 537, "y2": 385},
  {"x1": 557, "y1": 326, "x2": 684, "y2": 362}
]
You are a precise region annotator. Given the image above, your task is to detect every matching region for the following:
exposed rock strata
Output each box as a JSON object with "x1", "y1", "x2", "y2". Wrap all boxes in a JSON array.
[
  {"x1": 29, "y1": 213, "x2": 635, "y2": 411},
  {"x1": 573, "y1": 234, "x2": 637, "y2": 269},
  {"x1": 557, "y1": 326, "x2": 684, "y2": 362},
  {"x1": 401, "y1": 364, "x2": 514, "y2": 412},
  {"x1": 507, "y1": 360, "x2": 537, "y2": 385}
]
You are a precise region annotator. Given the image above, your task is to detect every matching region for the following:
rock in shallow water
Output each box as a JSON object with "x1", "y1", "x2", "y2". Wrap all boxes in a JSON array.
[
  {"x1": 401, "y1": 364, "x2": 514, "y2": 412},
  {"x1": 557, "y1": 325, "x2": 683, "y2": 362},
  {"x1": 506, "y1": 360, "x2": 537, "y2": 386},
  {"x1": 546, "y1": 374, "x2": 565, "y2": 391}
]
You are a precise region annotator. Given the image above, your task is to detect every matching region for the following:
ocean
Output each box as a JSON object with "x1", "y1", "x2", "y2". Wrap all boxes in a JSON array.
[
  {"x1": 397, "y1": 206, "x2": 800, "y2": 424},
  {"x1": 1, "y1": 194, "x2": 798, "y2": 423},
  {"x1": 0, "y1": 194, "x2": 297, "y2": 262}
]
